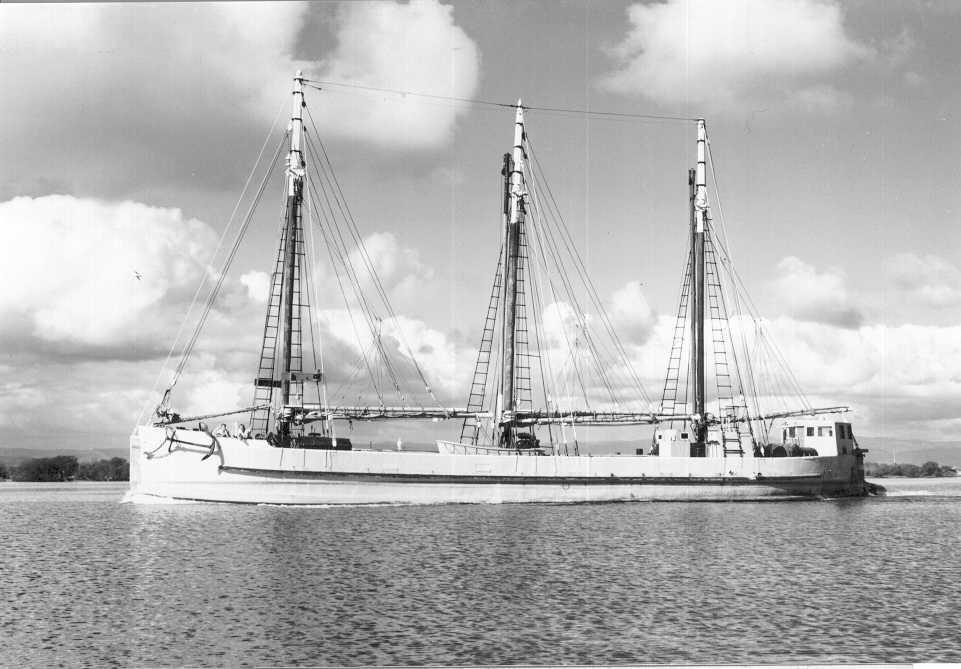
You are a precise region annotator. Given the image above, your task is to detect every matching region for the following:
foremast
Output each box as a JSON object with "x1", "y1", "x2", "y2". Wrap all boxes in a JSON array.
[
  {"x1": 250, "y1": 71, "x2": 310, "y2": 440},
  {"x1": 280, "y1": 71, "x2": 307, "y2": 438},
  {"x1": 498, "y1": 101, "x2": 527, "y2": 447},
  {"x1": 691, "y1": 119, "x2": 708, "y2": 451}
]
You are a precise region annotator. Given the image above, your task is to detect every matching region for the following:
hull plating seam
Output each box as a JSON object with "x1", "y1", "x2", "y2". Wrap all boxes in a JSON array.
[{"x1": 218, "y1": 465, "x2": 822, "y2": 486}]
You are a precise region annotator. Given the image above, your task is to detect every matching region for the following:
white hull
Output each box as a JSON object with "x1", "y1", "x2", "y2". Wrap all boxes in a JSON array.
[{"x1": 129, "y1": 425, "x2": 867, "y2": 505}]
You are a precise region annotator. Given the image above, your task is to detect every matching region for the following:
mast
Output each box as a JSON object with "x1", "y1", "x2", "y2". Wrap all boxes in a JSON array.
[
  {"x1": 279, "y1": 70, "x2": 306, "y2": 437},
  {"x1": 692, "y1": 118, "x2": 708, "y2": 449},
  {"x1": 500, "y1": 101, "x2": 526, "y2": 445}
]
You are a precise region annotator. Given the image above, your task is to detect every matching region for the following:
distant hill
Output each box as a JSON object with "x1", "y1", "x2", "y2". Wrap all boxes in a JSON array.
[
  {"x1": 856, "y1": 436, "x2": 961, "y2": 467},
  {"x1": 0, "y1": 447, "x2": 129, "y2": 467}
]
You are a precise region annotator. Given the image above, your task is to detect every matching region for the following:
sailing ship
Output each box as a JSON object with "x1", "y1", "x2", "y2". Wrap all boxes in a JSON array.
[{"x1": 129, "y1": 73, "x2": 868, "y2": 504}]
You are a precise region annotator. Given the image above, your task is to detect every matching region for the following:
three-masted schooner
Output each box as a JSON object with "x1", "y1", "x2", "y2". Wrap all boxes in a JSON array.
[{"x1": 129, "y1": 73, "x2": 868, "y2": 504}]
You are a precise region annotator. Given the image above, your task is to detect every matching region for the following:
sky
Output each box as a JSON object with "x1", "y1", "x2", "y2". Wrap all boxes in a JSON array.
[{"x1": 1, "y1": 0, "x2": 960, "y2": 453}]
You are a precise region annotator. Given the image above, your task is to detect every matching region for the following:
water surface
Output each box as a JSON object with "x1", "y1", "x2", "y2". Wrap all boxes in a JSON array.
[{"x1": 2, "y1": 479, "x2": 960, "y2": 667}]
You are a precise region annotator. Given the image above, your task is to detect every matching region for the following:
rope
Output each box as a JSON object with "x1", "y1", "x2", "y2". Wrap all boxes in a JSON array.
[
  {"x1": 301, "y1": 176, "x2": 335, "y2": 439},
  {"x1": 526, "y1": 136, "x2": 653, "y2": 408},
  {"x1": 302, "y1": 147, "x2": 388, "y2": 406},
  {"x1": 304, "y1": 134, "x2": 403, "y2": 401},
  {"x1": 705, "y1": 133, "x2": 812, "y2": 413},
  {"x1": 521, "y1": 171, "x2": 598, "y2": 412},
  {"x1": 304, "y1": 105, "x2": 443, "y2": 409},
  {"x1": 155, "y1": 131, "x2": 289, "y2": 416},
  {"x1": 139, "y1": 100, "x2": 288, "y2": 424},
  {"x1": 523, "y1": 140, "x2": 629, "y2": 408},
  {"x1": 302, "y1": 79, "x2": 697, "y2": 123},
  {"x1": 304, "y1": 135, "x2": 406, "y2": 404}
]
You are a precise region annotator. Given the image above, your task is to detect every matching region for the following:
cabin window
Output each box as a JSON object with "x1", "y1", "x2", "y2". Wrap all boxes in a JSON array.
[
  {"x1": 680, "y1": 432, "x2": 689, "y2": 439},
  {"x1": 788, "y1": 427, "x2": 796, "y2": 438},
  {"x1": 818, "y1": 426, "x2": 832, "y2": 437},
  {"x1": 837, "y1": 424, "x2": 846, "y2": 438},
  {"x1": 782, "y1": 428, "x2": 787, "y2": 441},
  {"x1": 806, "y1": 427, "x2": 815, "y2": 437},
  {"x1": 657, "y1": 434, "x2": 662, "y2": 440}
]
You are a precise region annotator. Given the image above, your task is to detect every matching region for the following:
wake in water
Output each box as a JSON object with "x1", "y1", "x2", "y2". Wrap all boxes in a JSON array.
[
  {"x1": 867, "y1": 477, "x2": 961, "y2": 498},
  {"x1": 883, "y1": 488, "x2": 961, "y2": 497},
  {"x1": 120, "y1": 491, "x2": 199, "y2": 505}
]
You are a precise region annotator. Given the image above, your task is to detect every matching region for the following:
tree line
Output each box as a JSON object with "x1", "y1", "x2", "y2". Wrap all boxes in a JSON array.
[
  {"x1": 865, "y1": 461, "x2": 957, "y2": 478},
  {"x1": 0, "y1": 456, "x2": 129, "y2": 482}
]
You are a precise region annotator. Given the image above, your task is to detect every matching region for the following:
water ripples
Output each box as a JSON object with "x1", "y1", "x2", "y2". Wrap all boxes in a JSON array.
[{"x1": 2, "y1": 481, "x2": 961, "y2": 666}]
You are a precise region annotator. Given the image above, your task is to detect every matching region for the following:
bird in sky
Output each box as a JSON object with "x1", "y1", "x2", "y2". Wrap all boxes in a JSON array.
[{"x1": 134, "y1": 271, "x2": 142, "y2": 280}]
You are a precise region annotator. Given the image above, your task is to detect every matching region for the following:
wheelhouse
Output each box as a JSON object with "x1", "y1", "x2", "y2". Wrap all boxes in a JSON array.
[{"x1": 776, "y1": 420, "x2": 857, "y2": 457}]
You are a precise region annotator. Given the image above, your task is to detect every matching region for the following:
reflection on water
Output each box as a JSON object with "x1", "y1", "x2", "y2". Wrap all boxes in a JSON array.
[{"x1": 2, "y1": 479, "x2": 961, "y2": 667}]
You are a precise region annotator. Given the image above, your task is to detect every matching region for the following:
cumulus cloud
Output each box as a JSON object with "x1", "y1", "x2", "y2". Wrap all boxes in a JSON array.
[
  {"x1": 762, "y1": 318, "x2": 961, "y2": 431},
  {"x1": 0, "y1": 193, "x2": 276, "y2": 436},
  {"x1": 886, "y1": 252, "x2": 961, "y2": 307},
  {"x1": 348, "y1": 232, "x2": 434, "y2": 298},
  {"x1": 312, "y1": 0, "x2": 480, "y2": 149},
  {"x1": 177, "y1": 365, "x2": 252, "y2": 419},
  {"x1": 0, "y1": 1, "x2": 480, "y2": 198},
  {"x1": 0, "y1": 3, "x2": 304, "y2": 196},
  {"x1": 314, "y1": 308, "x2": 472, "y2": 403},
  {"x1": 0, "y1": 195, "x2": 219, "y2": 354},
  {"x1": 308, "y1": 231, "x2": 437, "y2": 316},
  {"x1": 541, "y1": 302, "x2": 586, "y2": 350},
  {"x1": 240, "y1": 271, "x2": 271, "y2": 304},
  {"x1": 771, "y1": 256, "x2": 863, "y2": 328},
  {"x1": 599, "y1": 0, "x2": 872, "y2": 113},
  {"x1": 610, "y1": 281, "x2": 657, "y2": 344},
  {"x1": 620, "y1": 310, "x2": 961, "y2": 439}
]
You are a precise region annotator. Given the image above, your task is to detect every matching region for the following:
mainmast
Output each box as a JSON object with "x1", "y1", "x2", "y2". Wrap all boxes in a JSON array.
[
  {"x1": 279, "y1": 71, "x2": 306, "y2": 437},
  {"x1": 691, "y1": 118, "x2": 708, "y2": 451},
  {"x1": 499, "y1": 101, "x2": 527, "y2": 446}
]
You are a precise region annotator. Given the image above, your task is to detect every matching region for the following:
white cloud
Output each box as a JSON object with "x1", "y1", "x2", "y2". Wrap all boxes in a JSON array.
[
  {"x1": 622, "y1": 310, "x2": 961, "y2": 439},
  {"x1": 599, "y1": 0, "x2": 872, "y2": 113},
  {"x1": 312, "y1": 0, "x2": 480, "y2": 149},
  {"x1": 610, "y1": 281, "x2": 657, "y2": 344},
  {"x1": 178, "y1": 366, "x2": 251, "y2": 420},
  {"x1": 0, "y1": 195, "x2": 218, "y2": 351},
  {"x1": 310, "y1": 231, "x2": 435, "y2": 311},
  {"x1": 771, "y1": 256, "x2": 863, "y2": 328},
  {"x1": 0, "y1": 3, "x2": 300, "y2": 123},
  {"x1": 0, "y1": 3, "x2": 303, "y2": 195},
  {"x1": 240, "y1": 271, "x2": 271, "y2": 304},
  {"x1": 349, "y1": 232, "x2": 434, "y2": 293},
  {"x1": 886, "y1": 252, "x2": 961, "y2": 308},
  {"x1": 315, "y1": 308, "x2": 472, "y2": 403},
  {"x1": 762, "y1": 318, "x2": 961, "y2": 432},
  {"x1": 0, "y1": 2, "x2": 480, "y2": 197},
  {"x1": 380, "y1": 315, "x2": 470, "y2": 397},
  {"x1": 541, "y1": 302, "x2": 585, "y2": 349}
]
